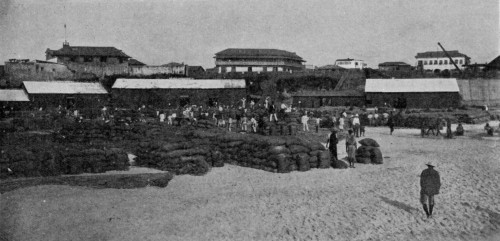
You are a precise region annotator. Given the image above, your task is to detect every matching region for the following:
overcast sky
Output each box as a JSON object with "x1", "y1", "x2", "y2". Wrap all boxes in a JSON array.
[{"x1": 0, "y1": 0, "x2": 498, "y2": 68}]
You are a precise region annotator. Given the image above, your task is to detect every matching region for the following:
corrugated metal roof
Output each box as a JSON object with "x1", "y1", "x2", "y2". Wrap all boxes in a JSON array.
[
  {"x1": 0, "y1": 89, "x2": 30, "y2": 101},
  {"x1": 365, "y1": 79, "x2": 460, "y2": 93},
  {"x1": 23, "y1": 81, "x2": 108, "y2": 94},
  {"x1": 112, "y1": 79, "x2": 246, "y2": 89}
]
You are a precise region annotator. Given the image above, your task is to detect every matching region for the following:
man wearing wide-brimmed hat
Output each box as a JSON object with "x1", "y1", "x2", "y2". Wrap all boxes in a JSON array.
[{"x1": 420, "y1": 162, "x2": 441, "y2": 218}]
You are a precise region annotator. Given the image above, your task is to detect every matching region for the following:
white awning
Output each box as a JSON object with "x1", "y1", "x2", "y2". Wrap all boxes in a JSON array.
[
  {"x1": 112, "y1": 78, "x2": 246, "y2": 89},
  {"x1": 23, "y1": 81, "x2": 108, "y2": 94},
  {"x1": 0, "y1": 89, "x2": 30, "y2": 101},
  {"x1": 365, "y1": 78, "x2": 459, "y2": 93}
]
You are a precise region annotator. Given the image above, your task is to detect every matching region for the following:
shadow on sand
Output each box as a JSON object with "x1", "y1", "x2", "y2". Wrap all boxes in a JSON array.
[{"x1": 380, "y1": 196, "x2": 419, "y2": 214}]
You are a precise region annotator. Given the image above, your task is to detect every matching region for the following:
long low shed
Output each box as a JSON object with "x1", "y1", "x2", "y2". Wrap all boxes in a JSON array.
[
  {"x1": 111, "y1": 78, "x2": 247, "y2": 108},
  {"x1": 23, "y1": 81, "x2": 109, "y2": 109},
  {"x1": 365, "y1": 78, "x2": 461, "y2": 108},
  {"x1": 291, "y1": 90, "x2": 365, "y2": 108}
]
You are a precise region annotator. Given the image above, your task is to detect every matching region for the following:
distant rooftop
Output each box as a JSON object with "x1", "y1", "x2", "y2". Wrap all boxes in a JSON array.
[
  {"x1": 415, "y1": 51, "x2": 469, "y2": 59},
  {"x1": 162, "y1": 62, "x2": 185, "y2": 67},
  {"x1": 128, "y1": 59, "x2": 146, "y2": 66},
  {"x1": 46, "y1": 43, "x2": 130, "y2": 58},
  {"x1": 215, "y1": 48, "x2": 304, "y2": 62},
  {"x1": 378, "y1": 62, "x2": 411, "y2": 66},
  {"x1": 336, "y1": 58, "x2": 362, "y2": 62}
]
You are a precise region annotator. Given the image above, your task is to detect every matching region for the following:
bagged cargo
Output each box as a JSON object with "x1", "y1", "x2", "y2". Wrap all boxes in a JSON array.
[{"x1": 358, "y1": 138, "x2": 380, "y2": 147}]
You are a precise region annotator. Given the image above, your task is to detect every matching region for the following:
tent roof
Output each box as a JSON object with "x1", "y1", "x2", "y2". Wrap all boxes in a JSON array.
[
  {"x1": 365, "y1": 78, "x2": 460, "y2": 93},
  {"x1": 23, "y1": 81, "x2": 108, "y2": 94},
  {"x1": 112, "y1": 78, "x2": 246, "y2": 89}
]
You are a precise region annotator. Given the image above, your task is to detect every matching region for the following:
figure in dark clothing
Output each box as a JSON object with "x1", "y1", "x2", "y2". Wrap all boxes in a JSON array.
[
  {"x1": 420, "y1": 162, "x2": 441, "y2": 218},
  {"x1": 325, "y1": 129, "x2": 338, "y2": 161},
  {"x1": 387, "y1": 112, "x2": 395, "y2": 135},
  {"x1": 455, "y1": 123, "x2": 464, "y2": 136},
  {"x1": 445, "y1": 118, "x2": 453, "y2": 139}
]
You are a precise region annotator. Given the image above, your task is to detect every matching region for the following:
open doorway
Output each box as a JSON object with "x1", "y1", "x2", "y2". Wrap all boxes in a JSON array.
[{"x1": 179, "y1": 95, "x2": 190, "y2": 107}]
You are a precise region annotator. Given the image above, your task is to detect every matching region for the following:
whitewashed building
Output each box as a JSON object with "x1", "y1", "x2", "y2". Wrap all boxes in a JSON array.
[
  {"x1": 415, "y1": 51, "x2": 470, "y2": 71},
  {"x1": 334, "y1": 58, "x2": 365, "y2": 69}
]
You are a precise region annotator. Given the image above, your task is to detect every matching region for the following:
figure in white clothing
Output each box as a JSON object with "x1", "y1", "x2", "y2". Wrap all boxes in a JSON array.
[{"x1": 301, "y1": 113, "x2": 310, "y2": 131}]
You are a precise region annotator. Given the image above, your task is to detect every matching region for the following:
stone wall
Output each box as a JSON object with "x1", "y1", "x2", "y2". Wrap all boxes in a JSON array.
[
  {"x1": 4, "y1": 61, "x2": 74, "y2": 87},
  {"x1": 457, "y1": 79, "x2": 500, "y2": 106}
]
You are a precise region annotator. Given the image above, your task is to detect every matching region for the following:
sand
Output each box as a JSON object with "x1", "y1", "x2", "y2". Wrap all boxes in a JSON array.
[{"x1": 1, "y1": 124, "x2": 500, "y2": 241}]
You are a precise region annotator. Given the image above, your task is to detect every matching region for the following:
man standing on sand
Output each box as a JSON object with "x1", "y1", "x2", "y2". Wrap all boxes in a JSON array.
[
  {"x1": 345, "y1": 129, "x2": 357, "y2": 168},
  {"x1": 326, "y1": 128, "x2": 338, "y2": 161},
  {"x1": 420, "y1": 162, "x2": 441, "y2": 218}
]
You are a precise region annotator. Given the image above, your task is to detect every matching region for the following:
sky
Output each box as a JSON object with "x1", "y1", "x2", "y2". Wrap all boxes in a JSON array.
[{"x1": 0, "y1": 0, "x2": 498, "y2": 68}]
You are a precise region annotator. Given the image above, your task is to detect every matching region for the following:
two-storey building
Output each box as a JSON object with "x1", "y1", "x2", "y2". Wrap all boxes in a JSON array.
[
  {"x1": 214, "y1": 48, "x2": 305, "y2": 74},
  {"x1": 415, "y1": 50, "x2": 470, "y2": 71}
]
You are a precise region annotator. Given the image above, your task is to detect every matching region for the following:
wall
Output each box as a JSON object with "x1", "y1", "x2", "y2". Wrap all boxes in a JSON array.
[
  {"x1": 64, "y1": 62, "x2": 129, "y2": 79},
  {"x1": 293, "y1": 96, "x2": 365, "y2": 108},
  {"x1": 4, "y1": 62, "x2": 75, "y2": 87},
  {"x1": 366, "y1": 92, "x2": 461, "y2": 108},
  {"x1": 457, "y1": 78, "x2": 500, "y2": 106},
  {"x1": 129, "y1": 65, "x2": 186, "y2": 76},
  {"x1": 112, "y1": 88, "x2": 247, "y2": 108},
  {"x1": 28, "y1": 94, "x2": 109, "y2": 109}
]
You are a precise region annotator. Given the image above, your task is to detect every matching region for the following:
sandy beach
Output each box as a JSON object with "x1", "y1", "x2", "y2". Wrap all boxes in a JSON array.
[{"x1": 1, "y1": 124, "x2": 500, "y2": 241}]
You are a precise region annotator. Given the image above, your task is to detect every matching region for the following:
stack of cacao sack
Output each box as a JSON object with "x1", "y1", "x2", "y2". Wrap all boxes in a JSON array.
[
  {"x1": 355, "y1": 138, "x2": 383, "y2": 164},
  {"x1": 133, "y1": 129, "x2": 329, "y2": 175},
  {"x1": 0, "y1": 144, "x2": 129, "y2": 178}
]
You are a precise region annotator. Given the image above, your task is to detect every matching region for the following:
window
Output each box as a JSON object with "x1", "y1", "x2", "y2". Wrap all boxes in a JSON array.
[
  {"x1": 41, "y1": 67, "x2": 44, "y2": 71},
  {"x1": 100, "y1": 57, "x2": 107, "y2": 62},
  {"x1": 52, "y1": 68, "x2": 56, "y2": 72},
  {"x1": 424, "y1": 61, "x2": 428, "y2": 65},
  {"x1": 439, "y1": 60, "x2": 443, "y2": 65},
  {"x1": 444, "y1": 60, "x2": 448, "y2": 64},
  {"x1": 459, "y1": 59, "x2": 463, "y2": 64}
]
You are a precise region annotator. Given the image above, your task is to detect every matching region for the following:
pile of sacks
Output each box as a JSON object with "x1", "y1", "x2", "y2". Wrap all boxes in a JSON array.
[
  {"x1": 355, "y1": 138, "x2": 383, "y2": 164},
  {"x1": 0, "y1": 144, "x2": 129, "y2": 178},
  {"x1": 134, "y1": 129, "x2": 330, "y2": 175}
]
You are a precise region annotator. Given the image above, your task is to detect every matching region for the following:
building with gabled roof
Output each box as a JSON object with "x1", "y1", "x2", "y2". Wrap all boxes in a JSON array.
[
  {"x1": 111, "y1": 78, "x2": 246, "y2": 108},
  {"x1": 334, "y1": 58, "x2": 365, "y2": 69},
  {"x1": 378, "y1": 62, "x2": 412, "y2": 71},
  {"x1": 214, "y1": 48, "x2": 305, "y2": 74},
  {"x1": 46, "y1": 41, "x2": 130, "y2": 64},
  {"x1": 415, "y1": 50, "x2": 470, "y2": 71},
  {"x1": 45, "y1": 42, "x2": 131, "y2": 78},
  {"x1": 365, "y1": 78, "x2": 461, "y2": 108},
  {"x1": 22, "y1": 81, "x2": 108, "y2": 109}
]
